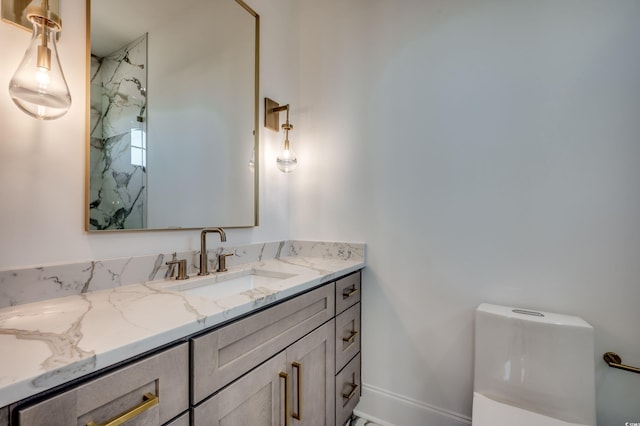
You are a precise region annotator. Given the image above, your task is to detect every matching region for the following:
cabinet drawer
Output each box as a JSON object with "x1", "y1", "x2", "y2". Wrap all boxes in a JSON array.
[
  {"x1": 192, "y1": 283, "x2": 335, "y2": 403},
  {"x1": 336, "y1": 353, "x2": 361, "y2": 426},
  {"x1": 335, "y1": 271, "x2": 361, "y2": 315},
  {"x1": 17, "y1": 343, "x2": 189, "y2": 426},
  {"x1": 335, "y1": 303, "x2": 361, "y2": 372},
  {"x1": 165, "y1": 412, "x2": 189, "y2": 426}
]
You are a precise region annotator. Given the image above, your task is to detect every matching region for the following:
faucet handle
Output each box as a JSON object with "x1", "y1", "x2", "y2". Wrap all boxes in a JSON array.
[
  {"x1": 166, "y1": 259, "x2": 189, "y2": 280},
  {"x1": 217, "y1": 253, "x2": 234, "y2": 273}
]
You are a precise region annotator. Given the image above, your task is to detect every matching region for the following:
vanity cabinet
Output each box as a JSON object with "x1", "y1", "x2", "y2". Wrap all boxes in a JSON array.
[
  {"x1": 5, "y1": 269, "x2": 363, "y2": 426},
  {"x1": 192, "y1": 270, "x2": 361, "y2": 426},
  {"x1": 14, "y1": 343, "x2": 189, "y2": 426},
  {"x1": 193, "y1": 321, "x2": 335, "y2": 425},
  {"x1": 191, "y1": 283, "x2": 337, "y2": 425},
  {"x1": 334, "y1": 271, "x2": 362, "y2": 426}
]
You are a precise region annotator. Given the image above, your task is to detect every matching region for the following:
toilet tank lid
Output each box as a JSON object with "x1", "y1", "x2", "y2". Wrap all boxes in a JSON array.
[{"x1": 477, "y1": 303, "x2": 592, "y2": 329}]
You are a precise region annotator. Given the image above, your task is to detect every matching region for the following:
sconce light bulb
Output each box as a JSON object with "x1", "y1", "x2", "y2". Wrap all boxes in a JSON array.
[
  {"x1": 35, "y1": 66, "x2": 51, "y2": 89},
  {"x1": 276, "y1": 136, "x2": 298, "y2": 173},
  {"x1": 249, "y1": 145, "x2": 256, "y2": 171},
  {"x1": 8, "y1": 11, "x2": 71, "y2": 120}
]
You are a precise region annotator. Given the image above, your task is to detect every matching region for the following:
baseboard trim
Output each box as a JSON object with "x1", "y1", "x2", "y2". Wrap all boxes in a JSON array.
[{"x1": 354, "y1": 383, "x2": 472, "y2": 426}]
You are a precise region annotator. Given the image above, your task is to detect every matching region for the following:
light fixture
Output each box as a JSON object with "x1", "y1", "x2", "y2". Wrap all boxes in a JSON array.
[
  {"x1": 265, "y1": 98, "x2": 298, "y2": 173},
  {"x1": 7, "y1": 0, "x2": 71, "y2": 120}
]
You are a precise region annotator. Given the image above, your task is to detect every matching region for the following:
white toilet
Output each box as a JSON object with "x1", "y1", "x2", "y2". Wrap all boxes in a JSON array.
[{"x1": 472, "y1": 303, "x2": 596, "y2": 426}]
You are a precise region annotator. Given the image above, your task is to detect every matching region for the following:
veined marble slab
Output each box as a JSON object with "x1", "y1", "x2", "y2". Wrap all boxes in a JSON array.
[
  {"x1": 0, "y1": 241, "x2": 365, "y2": 407},
  {"x1": 0, "y1": 240, "x2": 364, "y2": 309}
]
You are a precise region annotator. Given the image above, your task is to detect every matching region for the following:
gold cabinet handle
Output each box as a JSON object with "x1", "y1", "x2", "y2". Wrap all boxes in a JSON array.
[
  {"x1": 292, "y1": 362, "x2": 302, "y2": 420},
  {"x1": 279, "y1": 372, "x2": 290, "y2": 426},
  {"x1": 87, "y1": 392, "x2": 158, "y2": 426},
  {"x1": 342, "y1": 286, "x2": 359, "y2": 299},
  {"x1": 342, "y1": 382, "x2": 359, "y2": 401},
  {"x1": 342, "y1": 330, "x2": 359, "y2": 344}
]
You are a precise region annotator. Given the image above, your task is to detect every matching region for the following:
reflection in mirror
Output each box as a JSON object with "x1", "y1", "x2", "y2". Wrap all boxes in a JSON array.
[{"x1": 87, "y1": 0, "x2": 259, "y2": 231}]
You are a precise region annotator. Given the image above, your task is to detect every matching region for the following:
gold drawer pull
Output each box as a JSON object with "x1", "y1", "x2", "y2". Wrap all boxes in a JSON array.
[
  {"x1": 292, "y1": 362, "x2": 302, "y2": 420},
  {"x1": 87, "y1": 392, "x2": 158, "y2": 426},
  {"x1": 342, "y1": 330, "x2": 359, "y2": 344},
  {"x1": 279, "y1": 372, "x2": 290, "y2": 426},
  {"x1": 342, "y1": 286, "x2": 359, "y2": 299},
  {"x1": 342, "y1": 382, "x2": 359, "y2": 401}
]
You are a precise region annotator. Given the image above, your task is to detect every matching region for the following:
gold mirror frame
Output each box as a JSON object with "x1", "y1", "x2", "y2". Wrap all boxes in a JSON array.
[{"x1": 85, "y1": 0, "x2": 260, "y2": 232}]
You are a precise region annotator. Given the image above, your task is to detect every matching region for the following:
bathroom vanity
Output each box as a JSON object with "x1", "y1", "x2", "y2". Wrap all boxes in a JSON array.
[{"x1": 0, "y1": 242, "x2": 364, "y2": 426}]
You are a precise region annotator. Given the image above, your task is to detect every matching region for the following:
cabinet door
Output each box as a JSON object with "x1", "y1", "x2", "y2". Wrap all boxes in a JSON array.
[
  {"x1": 16, "y1": 343, "x2": 189, "y2": 426},
  {"x1": 192, "y1": 352, "x2": 288, "y2": 426},
  {"x1": 286, "y1": 321, "x2": 335, "y2": 426},
  {"x1": 0, "y1": 406, "x2": 7, "y2": 426}
]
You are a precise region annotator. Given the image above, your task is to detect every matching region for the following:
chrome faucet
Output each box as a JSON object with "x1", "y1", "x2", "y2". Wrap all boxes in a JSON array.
[{"x1": 198, "y1": 227, "x2": 226, "y2": 276}]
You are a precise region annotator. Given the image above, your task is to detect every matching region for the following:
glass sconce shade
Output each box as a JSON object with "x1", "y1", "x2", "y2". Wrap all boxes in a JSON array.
[
  {"x1": 9, "y1": 11, "x2": 71, "y2": 120},
  {"x1": 276, "y1": 123, "x2": 297, "y2": 173}
]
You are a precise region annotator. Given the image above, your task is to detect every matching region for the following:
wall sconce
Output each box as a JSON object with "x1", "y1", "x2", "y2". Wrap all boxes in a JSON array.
[
  {"x1": 265, "y1": 97, "x2": 298, "y2": 173},
  {"x1": 5, "y1": 0, "x2": 71, "y2": 120}
]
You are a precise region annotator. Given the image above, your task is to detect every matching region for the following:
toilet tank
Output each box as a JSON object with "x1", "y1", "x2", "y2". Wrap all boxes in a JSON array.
[{"x1": 474, "y1": 303, "x2": 596, "y2": 425}]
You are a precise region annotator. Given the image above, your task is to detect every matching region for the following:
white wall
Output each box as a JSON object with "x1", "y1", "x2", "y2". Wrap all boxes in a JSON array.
[
  {"x1": 290, "y1": 1, "x2": 640, "y2": 424},
  {"x1": 0, "y1": 0, "x2": 296, "y2": 269}
]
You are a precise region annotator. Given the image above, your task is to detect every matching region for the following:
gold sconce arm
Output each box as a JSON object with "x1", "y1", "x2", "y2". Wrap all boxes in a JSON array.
[{"x1": 265, "y1": 97, "x2": 290, "y2": 131}]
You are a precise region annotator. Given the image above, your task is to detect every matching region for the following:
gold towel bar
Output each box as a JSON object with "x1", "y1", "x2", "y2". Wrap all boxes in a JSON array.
[{"x1": 603, "y1": 352, "x2": 640, "y2": 374}]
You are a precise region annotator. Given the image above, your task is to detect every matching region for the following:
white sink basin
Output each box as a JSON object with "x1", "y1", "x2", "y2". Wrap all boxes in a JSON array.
[{"x1": 165, "y1": 269, "x2": 297, "y2": 300}]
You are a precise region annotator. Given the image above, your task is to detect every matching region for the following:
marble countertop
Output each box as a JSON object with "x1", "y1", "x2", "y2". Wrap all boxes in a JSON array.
[{"x1": 0, "y1": 254, "x2": 364, "y2": 407}]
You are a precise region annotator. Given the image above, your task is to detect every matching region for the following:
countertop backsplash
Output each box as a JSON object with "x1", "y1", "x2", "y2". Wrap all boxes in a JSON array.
[{"x1": 0, "y1": 240, "x2": 365, "y2": 309}]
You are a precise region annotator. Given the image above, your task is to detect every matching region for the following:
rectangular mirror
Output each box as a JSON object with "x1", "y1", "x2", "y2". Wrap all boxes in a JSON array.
[{"x1": 86, "y1": 0, "x2": 259, "y2": 231}]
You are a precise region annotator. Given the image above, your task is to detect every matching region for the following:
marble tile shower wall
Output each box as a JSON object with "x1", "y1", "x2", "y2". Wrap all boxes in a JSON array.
[
  {"x1": 89, "y1": 34, "x2": 148, "y2": 230},
  {"x1": 0, "y1": 241, "x2": 365, "y2": 309}
]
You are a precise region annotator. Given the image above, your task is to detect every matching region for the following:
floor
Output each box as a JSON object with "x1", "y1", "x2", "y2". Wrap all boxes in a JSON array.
[{"x1": 349, "y1": 415, "x2": 383, "y2": 426}]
